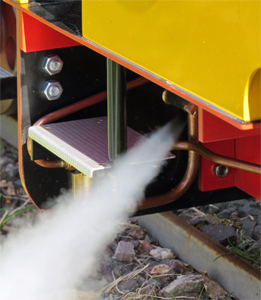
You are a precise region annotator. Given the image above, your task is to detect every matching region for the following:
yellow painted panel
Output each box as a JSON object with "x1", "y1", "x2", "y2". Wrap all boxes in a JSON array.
[
  {"x1": 82, "y1": 0, "x2": 261, "y2": 122},
  {"x1": 15, "y1": 0, "x2": 28, "y2": 3}
]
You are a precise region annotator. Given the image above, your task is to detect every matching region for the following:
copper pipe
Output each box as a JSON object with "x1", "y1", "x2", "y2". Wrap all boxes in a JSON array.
[
  {"x1": 138, "y1": 111, "x2": 200, "y2": 211},
  {"x1": 27, "y1": 77, "x2": 148, "y2": 168},
  {"x1": 138, "y1": 106, "x2": 261, "y2": 211},
  {"x1": 173, "y1": 141, "x2": 261, "y2": 175}
]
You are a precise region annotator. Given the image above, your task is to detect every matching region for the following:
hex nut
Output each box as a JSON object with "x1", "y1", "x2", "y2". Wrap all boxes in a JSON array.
[
  {"x1": 214, "y1": 164, "x2": 229, "y2": 178},
  {"x1": 42, "y1": 55, "x2": 63, "y2": 75},
  {"x1": 43, "y1": 81, "x2": 63, "y2": 100}
]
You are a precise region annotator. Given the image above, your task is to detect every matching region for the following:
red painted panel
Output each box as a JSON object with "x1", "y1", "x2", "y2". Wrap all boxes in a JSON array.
[
  {"x1": 20, "y1": 12, "x2": 79, "y2": 52},
  {"x1": 199, "y1": 140, "x2": 235, "y2": 192},
  {"x1": 235, "y1": 135, "x2": 261, "y2": 200},
  {"x1": 199, "y1": 108, "x2": 261, "y2": 143}
]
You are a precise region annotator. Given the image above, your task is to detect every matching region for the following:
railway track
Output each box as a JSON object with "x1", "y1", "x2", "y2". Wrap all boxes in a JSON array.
[{"x1": 135, "y1": 212, "x2": 260, "y2": 300}]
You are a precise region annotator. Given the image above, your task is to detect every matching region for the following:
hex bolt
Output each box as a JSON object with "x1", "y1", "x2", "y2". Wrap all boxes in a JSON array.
[
  {"x1": 43, "y1": 81, "x2": 63, "y2": 100},
  {"x1": 42, "y1": 55, "x2": 63, "y2": 75},
  {"x1": 214, "y1": 164, "x2": 229, "y2": 178}
]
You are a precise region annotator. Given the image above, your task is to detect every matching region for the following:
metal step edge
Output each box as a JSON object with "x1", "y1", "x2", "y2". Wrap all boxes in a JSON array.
[{"x1": 28, "y1": 125, "x2": 105, "y2": 178}]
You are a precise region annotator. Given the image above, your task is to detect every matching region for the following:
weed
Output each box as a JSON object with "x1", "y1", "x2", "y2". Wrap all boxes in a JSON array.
[
  {"x1": 0, "y1": 205, "x2": 36, "y2": 229},
  {"x1": 171, "y1": 293, "x2": 177, "y2": 300},
  {"x1": 227, "y1": 234, "x2": 261, "y2": 265},
  {"x1": 198, "y1": 286, "x2": 205, "y2": 299},
  {"x1": 214, "y1": 231, "x2": 261, "y2": 265}
]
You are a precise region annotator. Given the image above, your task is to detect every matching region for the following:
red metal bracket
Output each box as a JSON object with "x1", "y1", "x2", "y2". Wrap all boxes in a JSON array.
[
  {"x1": 20, "y1": 12, "x2": 79, "y2": 52},
  {"x1": 199, "y1": 108, "x2": 261, "y2": 143},
  {"x1": 199, "y1": 109, "x2": 261, "y2": 199},
  {"x1": 235, "y1": 135, "x2": 261, "y2": 200}
]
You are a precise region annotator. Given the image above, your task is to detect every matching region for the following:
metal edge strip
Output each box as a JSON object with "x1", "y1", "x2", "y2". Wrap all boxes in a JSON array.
[{"x1": 28, "y1": 126, "x2": 105, "y2": 177}]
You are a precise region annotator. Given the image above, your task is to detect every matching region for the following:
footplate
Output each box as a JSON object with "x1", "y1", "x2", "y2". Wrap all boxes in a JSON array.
[{"x1": 28, "y1": 117, "x2": 175, "y2": 177}]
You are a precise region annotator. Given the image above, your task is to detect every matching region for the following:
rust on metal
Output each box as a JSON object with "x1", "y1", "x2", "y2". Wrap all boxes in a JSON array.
[
  {"x1": 135, "y1": 212, "x2": 261, "y2": 300},
  {"x1": 162, "y1": 212, "x2": 260, "y2": 280}
]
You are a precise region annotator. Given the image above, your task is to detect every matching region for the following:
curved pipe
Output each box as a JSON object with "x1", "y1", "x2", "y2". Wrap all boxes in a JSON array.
[
  {"x1": 27, "y1": 77, "x2": 148, "y2": 168},
  {"x1": 138, "y1": 112, "x2": 200, "y2": 211},
  {"x1": 173, "y1": 141, "x2": 261, "y2": 175}
]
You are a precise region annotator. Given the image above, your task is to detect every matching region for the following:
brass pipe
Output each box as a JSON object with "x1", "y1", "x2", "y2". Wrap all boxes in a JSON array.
[
  {"x1": 27, "y1": 77, "x2": 148, "y2": 168},
  {"x1": 173, "y1": 141, "x2": 261, "y2": 175},
  {"x1": 138, "y1": 111, "x2": 200, "y2": 211}
]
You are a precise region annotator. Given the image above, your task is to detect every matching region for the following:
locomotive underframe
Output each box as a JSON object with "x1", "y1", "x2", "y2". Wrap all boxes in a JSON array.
[{"x1": 1, "y1": 0, "x2": 261, "y2": 213}]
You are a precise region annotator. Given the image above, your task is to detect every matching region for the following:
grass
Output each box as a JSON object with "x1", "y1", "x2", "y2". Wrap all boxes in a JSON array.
[
  {"x1": 0, "y1": 205, "x2": 36, "y2": 229},
  {"x1": 228, "y1": 233, "x2": 261, "y2": 265},
  {"x1": 214, "y1": 230, "x2": 261, "y2": 266}
]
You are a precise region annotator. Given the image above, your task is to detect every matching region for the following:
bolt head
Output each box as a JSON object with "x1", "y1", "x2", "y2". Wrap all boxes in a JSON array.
[
  {"x1": 214, "y1": 164, "x2": 229, "y2": 178},
  {"x1": 43, "y1": 55, "x2": 63, "y2": 75},
  {"x1": 43, "y1": 81, "x2": 63, "y2": 100}
]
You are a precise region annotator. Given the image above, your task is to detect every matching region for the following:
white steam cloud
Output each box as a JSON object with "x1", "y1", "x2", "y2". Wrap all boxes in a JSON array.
[{"x1": 0, "y1": 123, "x2": 178, "y2": 299}]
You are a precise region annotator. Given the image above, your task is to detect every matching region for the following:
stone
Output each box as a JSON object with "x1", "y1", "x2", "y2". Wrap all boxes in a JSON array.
[
  {"x1": 150, "y1": 247, "x2": 174, "y2": 260},
  {"x1": 201, "y1": 270, "x2": 231, "y2": 300},
  {"x1": 204, "y1": 205, "x2": 220, "y2": 215},
  {"x1": 239, "y1": 203, "x2": 260, "y2": 216},
  {"x1": 201, "y1": 224, "x2": 237, "y2": 246},
  {"x1": 146, "y1": 259, "x2": 161, "y2": 268},
  {"x1": 189, "y1": 217, "x2": 206, "y2": 227},
  {"x1": 160, "y1": 274, "x2": 203, "y2": 297},
  {"x1": 96, "y1": 262, "x2": 113, "y2": 283},
  {"x1": 230, "y1": 212, "x2": 240, "y2": 220},
  {"x1": 128, "y1": 227, "x2": 145, "y2": 239},
  {"x1": 148, "y1": 264, "x2": 173, "y2": 275},
  {"x1": 252, "y1": 225, "x2": 261, "y2": 240},
  {"x1": 216, "y1": 208, "x2": 235, "y2": 219},
  {"x1": 178, "y1": 212, "x2": 193, "y2": 223},
  {"x1": 237, "y1": 210, "x2": 247, "y2": 218},
  {"x1": 0, "y1": 156, "x2": 15, "y2": 171},
  {"x1": 129, "y1": 239, "x2": 140, "y2": 249},
  {"x1": 117, "y1": 275, "x2": 145, "y2": 293},
  {"x1": 107, "y1": 240, "x2": 118, "y2": 252},
  {"x1": 228, "y1": 199, "x2": 250, "y2": 207},
  {"x1": 155, "y1": 274, "x2": 176, "y2": 288},
  {"x1": 214, "y1": 202, "x2": 232, "y2": 211},
  {"x1": 4, "y1": 163, "x2": 19, "y2": 178},
  {"x1": 112, "y1": 264, "x2": 133, "y2": 278},
  {"x1": 241, "y1": 219, "x2": 257, "y2": 237},
  {"x1": 114, "y1": 241, "x2": 135, "y2": 262},
  {"x1": 146, "y1": 278, "x2": 162, "y2": 288},
  {"x1": 161, "y1": 259, "x2": 184, "y2": 267},
  {"x1": 138, "y1": 239, "x2": 154, "y2": 253},
  {"x1": 139, "y1": 283, "x2": 156, "y2": 297}
]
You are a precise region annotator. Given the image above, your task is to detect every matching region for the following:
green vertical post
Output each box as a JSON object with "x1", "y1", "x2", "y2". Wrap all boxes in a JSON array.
[{"x1": 107, "y1": 59, "x2": 127, "y2": 161}]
